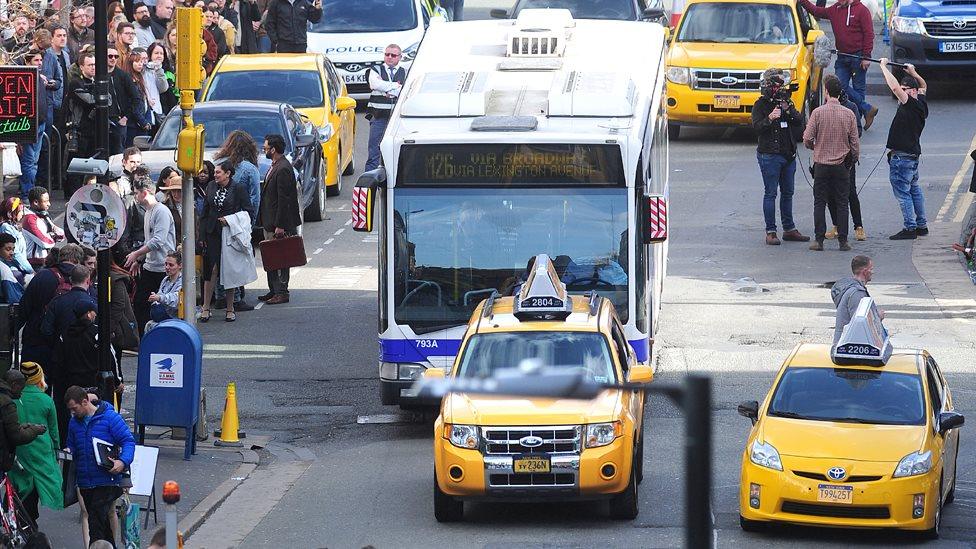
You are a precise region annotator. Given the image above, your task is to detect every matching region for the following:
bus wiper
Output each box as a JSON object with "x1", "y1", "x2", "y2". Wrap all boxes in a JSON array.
[{"x1": 767, "y1": 410, "x2": 812, "y2": 420}]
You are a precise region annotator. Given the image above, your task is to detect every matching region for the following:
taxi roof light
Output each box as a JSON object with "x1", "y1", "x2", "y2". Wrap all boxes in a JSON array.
[
  {"x1": 831, "y1": 297, "x2": 892, "y2": 366},
  {"x1": 513, "y1": 254, "x2": 574, "y2": 321}
]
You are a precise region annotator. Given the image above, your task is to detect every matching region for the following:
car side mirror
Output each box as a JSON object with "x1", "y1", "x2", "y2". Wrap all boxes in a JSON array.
[
  {"x1": 335, "y1": 96, "x2": 357, "y2": 111},
  {"x1": 132, "y1": 135, "x2": 151, "y2": 150},
  {"x1": 938, "y1": 411, "x2": 964, "y2": 434},
  {"x1": 295, "y1": 133, "x2": 316, "y2": 148},
  {"x1": 423, "y1": 368, "x2": 446, "y2": 379},
  {"x1": 489, "y1": 8, "x2": 509, "y2": 18},
  {"x1": 805, "y1": 29, "x2": 825, "y2": 46},
  {"x1": 628, "y1": 365, "x2": 653, "y2": 384},
  {"x1": 738, "y1": 400, "x2": 759, "y2": 425},
  {"x1": 642, "y1": 7, "x2": 665, "y2": 20}
]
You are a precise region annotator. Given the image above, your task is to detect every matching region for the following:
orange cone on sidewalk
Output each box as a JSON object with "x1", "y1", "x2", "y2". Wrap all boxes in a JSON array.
[{"x1": 214, "y1": 382, "x2": 245, "y2": 447}]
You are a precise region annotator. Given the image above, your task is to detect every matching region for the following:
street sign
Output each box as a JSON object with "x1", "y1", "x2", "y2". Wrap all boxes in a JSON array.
[
  {"x1": 65, "y1": 184, "x2": 127, "y2": 250},
  {"x1": 0, "y1": 66, "x2": 39, "y2": 144}
]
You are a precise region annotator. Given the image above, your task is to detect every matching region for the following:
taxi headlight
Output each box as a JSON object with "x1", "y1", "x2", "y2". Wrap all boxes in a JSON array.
[
  {"x1": 891, "y1": 16, "x2": 924, "y2": 35},
  {"x1": 666, "y1": 66, "x2": 690, "y2": 85},
  {"x1": 447, "y1": 424, "x2": 480, "y2": 450},
  {"x1": 585, "y1": 422, "x2": 620, "y2": 448},
  {"x1": 893, "y1": 450, "x2": 932, "y2": 478},
  {"x1": 750, "y1": 440, "x2": 783, "y2": 471}
]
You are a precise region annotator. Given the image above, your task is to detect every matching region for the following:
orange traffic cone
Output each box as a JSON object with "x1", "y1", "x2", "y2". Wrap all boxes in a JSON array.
[{"x1": 214, "y1": 382, "x2": 245, "y2": 447}]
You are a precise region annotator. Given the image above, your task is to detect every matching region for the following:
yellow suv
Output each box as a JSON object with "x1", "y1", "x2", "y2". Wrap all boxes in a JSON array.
[
  {"x1": 429, "y1": 254, "x2": 653, "y2": 522},
  {"x1": 665, "y1": 0, "x2": 824, "y2": 139}
]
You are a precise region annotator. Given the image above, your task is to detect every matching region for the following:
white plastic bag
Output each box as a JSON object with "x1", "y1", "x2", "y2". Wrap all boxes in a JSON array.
[{"x1": 1, "y1": 143, "x2": 21, "y2": 177}]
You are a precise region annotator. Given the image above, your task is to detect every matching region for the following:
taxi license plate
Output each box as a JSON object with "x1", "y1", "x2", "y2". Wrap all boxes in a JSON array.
[
  {"x1": 940, "y1": 41, "x2": 976, "y2": 53},
  {"x1": 344, "y1": 73, "x2": 367, "y2": 84},
  {"x1": 713, "y1": 95, "x2": 740, "y2": 109},
  {"x1": 817, "y1": 484, "x2": 853, "y2": 504},
  {"x1": 513, "y1": 456, "x2": 551, "y2": 474}
]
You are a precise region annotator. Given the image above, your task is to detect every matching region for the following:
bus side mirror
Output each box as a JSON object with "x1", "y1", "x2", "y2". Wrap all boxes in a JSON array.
[
  {"x1": 352, "y1": 168, "x2": 386, "y2": 233},
  {"x1": 642, "y1": 194, "x2": 668, "y2": 243}
]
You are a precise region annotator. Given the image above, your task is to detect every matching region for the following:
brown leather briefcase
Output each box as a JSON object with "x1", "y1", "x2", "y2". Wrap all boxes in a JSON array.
[{"x1": 259, "y1": 235, "x2": 307, "y2": 271}]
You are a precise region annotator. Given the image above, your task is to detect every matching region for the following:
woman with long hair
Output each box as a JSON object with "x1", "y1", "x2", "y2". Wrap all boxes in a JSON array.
[
  {"x1": 148, "y1": 41, "x2": 179, "y2": 114},
  {"x1": 136, "y1": 47, "x2": 169, "y2": 133},
  {"x1": 200, "y1": 161, "x2": 255, "y2": 322},
  {"x1": 213, "y1": 130, "x2": 261, "y2": 217},
  {"x1": 0, "y1": 197, "x2": 34, "y2": 281},
  {"x1": 122, "y1": 50, "x2": 154, "y2": 146},
  {"x1": 163, "y1": 24, "x2": 179, "y2": 70},
  {"x1": 195, "y1": 161, "x2": 215, "y2": 216},
  {"x1": 107, "y1": 1, "x2": 126, "y2": 20}
]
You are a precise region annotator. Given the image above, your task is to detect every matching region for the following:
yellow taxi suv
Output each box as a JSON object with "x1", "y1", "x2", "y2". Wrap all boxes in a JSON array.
[
  {"x1": 665, "y1": 0, "x2": 824, "y2": 139},
  {"x1": 429, "y1": 254, "x2": 652, "y2": 522},
  {"x1": 201, "y1": 53, "x2": 357, "y2": 204},
  {"x1": 737, "y1": 302, "x2": 964, "y2": 538}
]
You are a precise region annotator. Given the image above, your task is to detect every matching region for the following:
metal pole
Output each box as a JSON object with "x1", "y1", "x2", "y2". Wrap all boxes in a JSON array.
[
  {"x1": 684, "y1": 374, "x2": 712, "y2": 549},
  {"x1": 94, "y1": 0, "x2": 114, "y2": 389},
  {"x1": 180, "y1": 95, "x2": 197, "y2": 327}
]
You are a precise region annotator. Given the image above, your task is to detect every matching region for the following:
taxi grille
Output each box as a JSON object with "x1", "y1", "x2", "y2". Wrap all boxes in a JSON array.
[
  {"x1": 781, "y1": 501, "x2": 890, "y2": 519},
  {"x1": 792, "y1": 471, "x2": 884, "y2": 483},
  {"x1": 482, "y1": 426, "x2": 581, "y2": 455},
  {"x1": 692, "y1": 69, "x2": 763, "y2": 91},
  {"x1": 697, "y1": 104, "x2": 753, "y2": 113},
  {"x1": 923, "y1": 20, "x2": 976, "y2": 38},
  {"x1": 490, "y1": 473, "x2": 576, "y2": 486}
]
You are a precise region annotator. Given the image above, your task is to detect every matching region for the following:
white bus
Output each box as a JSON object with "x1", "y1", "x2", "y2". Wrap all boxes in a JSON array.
[{"x1": 353, "y1": 9, "x2": 671, "y2": 407}]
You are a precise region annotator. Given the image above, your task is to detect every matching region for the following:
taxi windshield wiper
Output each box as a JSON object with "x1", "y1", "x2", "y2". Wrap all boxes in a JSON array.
[
  {"x1": 827, "y1": 416, "x2": 901, "y2": 425},
  {"x1": 767, "y1": 410, "x2": 812, "y2": 420}
]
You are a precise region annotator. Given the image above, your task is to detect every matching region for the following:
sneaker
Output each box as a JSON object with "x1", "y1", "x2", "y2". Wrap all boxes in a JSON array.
[
  {"x1": 916, "y1": 226, "x2": 929, "y2": 236},
  {"x1": 839, "y1": 240, "x2": 852, "y2": 251},
  {"x1": 265, "y1": 294, "x2": 290, "y2": 305},
  {"x1": 854, "y1": 227, "x2": 866, "y2": 241},
  {"x1": 234, "y1": 300, "x2": 255, "y2": 312},
  {"x1": 809, "y1": 241, "x2": 824, "y2": 251},
  {"x1": 889, "y1": 228, "x2": 917, "y2": 240},
  {"x1": 824, "y1": 225, "x2": 838, "y2": 240},
  {"x1": 766, "y1": 233, "x2": 781, "y2": 246},
  {"x1": 258, "y1": 292, "x2": 275, "y2": 302},
  {"x1": 782, "y1": 229, "x2": 811, "y2": 242},
  {"x1": 863, "y1": 106, "x2": 880, "y2": 130}
]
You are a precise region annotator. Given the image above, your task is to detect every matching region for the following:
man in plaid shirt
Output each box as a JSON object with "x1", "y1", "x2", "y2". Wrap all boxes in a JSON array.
[{"x1": 803, "y1": 75, "x2": 860, "y2": 252}]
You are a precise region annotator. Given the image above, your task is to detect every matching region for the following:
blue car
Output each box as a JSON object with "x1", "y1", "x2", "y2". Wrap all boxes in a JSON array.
[{"x1": 890, "y1": 1, "x2": 976, "y2": 73}]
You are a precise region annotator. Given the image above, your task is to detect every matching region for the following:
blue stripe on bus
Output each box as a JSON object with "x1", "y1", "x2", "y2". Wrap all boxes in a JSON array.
[{"x1": 380, "y1": 337, "x2": 650, "y2": 364}]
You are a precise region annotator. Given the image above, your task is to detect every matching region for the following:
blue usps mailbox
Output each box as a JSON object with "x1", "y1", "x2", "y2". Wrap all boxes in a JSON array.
[{"x1": 135, "y1": 320, "x2": 203, "y2": 460}]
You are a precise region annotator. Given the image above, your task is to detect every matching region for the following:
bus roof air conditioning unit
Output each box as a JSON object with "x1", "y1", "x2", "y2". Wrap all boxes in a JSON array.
[
  {"x1": 507, "y1": 9, "x2": 573, "y2": 58},
  {"x1": 400, "y1": 71, "x2": 488, "y2": 117},
  {"x1": 548, "y1": 71, "x2": 637, "y2": 117}
]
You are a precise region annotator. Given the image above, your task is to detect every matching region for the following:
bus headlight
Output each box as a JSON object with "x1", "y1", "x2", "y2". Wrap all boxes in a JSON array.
[
  {"x1": 666, "y1": 66, "x2": 690, "y2": 85},
  {"x1": 399, "y1": 363, "x2": 425, "y2": 381},
  {"x1": 447, "y1": 424, "x2": 480, "y2": 449}
]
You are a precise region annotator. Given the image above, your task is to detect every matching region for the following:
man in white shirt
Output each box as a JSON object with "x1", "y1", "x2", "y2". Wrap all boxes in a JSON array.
[{"x1": 365, "y1": 44, "x2": 406, "y2": 172}]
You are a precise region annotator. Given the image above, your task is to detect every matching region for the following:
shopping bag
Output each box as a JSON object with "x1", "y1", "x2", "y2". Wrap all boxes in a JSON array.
[
  {"x1": 122, "y1": 496, "x2": 141, "y2": 549},
  {"x1": 58, "y1": 450, "x2": 77, "y2": 508},
  {"x1": 259, "y1": 235, "x2": 307, "y2": 271},
  {"x1": 1, "y1": 143, "x2": 22, "y2": 177}
]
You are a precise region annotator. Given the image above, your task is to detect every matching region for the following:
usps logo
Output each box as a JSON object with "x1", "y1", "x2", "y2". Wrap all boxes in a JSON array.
[{"x1": 149, "y1": 354, "x2": 184, "y2": 388}]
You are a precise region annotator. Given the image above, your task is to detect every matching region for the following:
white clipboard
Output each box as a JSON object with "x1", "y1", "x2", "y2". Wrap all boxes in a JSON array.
[{"x1": 129, "y1": 445, "x2": 159, "y2": 497}]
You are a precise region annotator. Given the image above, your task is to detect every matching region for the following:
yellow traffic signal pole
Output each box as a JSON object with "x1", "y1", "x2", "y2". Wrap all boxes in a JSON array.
[{"x1": 174, "y1": 7, "x2": 206, "y2": 326}]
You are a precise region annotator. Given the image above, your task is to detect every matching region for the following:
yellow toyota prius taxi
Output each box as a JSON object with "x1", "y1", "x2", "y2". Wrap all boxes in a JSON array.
[
  {"x1": 429, "y1": 254, "x2": 653, "y2": 522},
  {"x1": 737, "y1": 304, "x2": 964, "y2": 538}
]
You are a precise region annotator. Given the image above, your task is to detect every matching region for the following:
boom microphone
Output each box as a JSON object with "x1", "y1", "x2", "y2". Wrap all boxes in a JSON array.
[{"x1": 812, "y1": 35, "x2": 908, "y2": 68}]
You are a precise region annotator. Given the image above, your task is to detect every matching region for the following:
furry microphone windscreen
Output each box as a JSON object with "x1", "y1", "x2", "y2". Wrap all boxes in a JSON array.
[{"x1": 813, "y1": 35, "x2": 835, "y2": 68}]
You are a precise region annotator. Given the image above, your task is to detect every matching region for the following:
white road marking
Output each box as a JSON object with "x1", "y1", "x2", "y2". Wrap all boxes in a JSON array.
[
  {"x1": 314, "y1": 266, "x2": 375, "y2": 290},
  {"x1": 362, "y1": 234, "x2": 378, "y2": 243},
  {"x1": 334, "y1": 228, "x2": 345, "y2": 236},
  {"x1": 254, "y1": 301, "x2": 265, "y2": 310},
  {"x1": 344, "y1": 219, "x2": 352, "y2": 226},
  {"x1": 324, "y1": 238, "x2": 334, "y2": 245},
  {"x1": 339, "y1": 203, "x2": 348, "y2": 210},
  {"x1": 936, "y1": 130, "x2": 976, "y2": 222},
  {"x1": 313, "y1": 248, "x2": 323, "y2": 255}
]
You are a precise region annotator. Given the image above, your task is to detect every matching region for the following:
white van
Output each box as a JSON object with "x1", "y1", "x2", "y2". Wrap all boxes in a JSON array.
[{"x1": 306, "y1": 0, "x2": 447, "y2": 100}]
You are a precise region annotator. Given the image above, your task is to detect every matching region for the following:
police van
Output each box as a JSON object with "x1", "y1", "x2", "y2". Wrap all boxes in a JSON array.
[{"x1": 307, "y1": 0, "x2": 447, "y2": 100}]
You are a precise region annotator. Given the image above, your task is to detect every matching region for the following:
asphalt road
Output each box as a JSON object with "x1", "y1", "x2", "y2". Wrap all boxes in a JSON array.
[{"x1": 185, "y1": 10, "x2": 976, "y2": 549}]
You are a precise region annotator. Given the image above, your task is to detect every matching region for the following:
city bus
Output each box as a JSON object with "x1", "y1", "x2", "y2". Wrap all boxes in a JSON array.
[{"x1": 352, "y1": 9, "x2": 670, "y2": 407}]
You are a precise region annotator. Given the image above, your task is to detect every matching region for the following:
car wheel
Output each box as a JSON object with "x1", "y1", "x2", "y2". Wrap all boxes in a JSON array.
[
  {"x1": 327, "y1": 155, "x2": 342, "y2": 197},
  {"x1": 342, "y1": 147, "x2": 356, "y2": 176},
  {"x1": 433, "y1": 478, "x2": 463, "y2": 522},
  {"x1": 303, "y1": 160, "x2": 327, "y2": 222},
  {"x1": 739, "y1": 515, "x2": 765, "y2": 532},
  {"x1": 922, "y1": 479, "x2": 942, "y2": 540},
  {"x1": 667, "y1": 123, "x2": 680, "y2": 141},
  {"x1": 635, "y1": 431, "x2": 645, "y2": 485},
  {"x1": 608, "y1": 462, "x2": 639, "y2": 520}
]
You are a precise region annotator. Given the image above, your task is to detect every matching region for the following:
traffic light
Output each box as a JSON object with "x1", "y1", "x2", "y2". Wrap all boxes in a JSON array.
[
  {"x1": 175, "y1": 7, "x2": 205, "y2": 90},
  {"x1": 177, "y1": 122, "x2": 205, "y2": 174}
]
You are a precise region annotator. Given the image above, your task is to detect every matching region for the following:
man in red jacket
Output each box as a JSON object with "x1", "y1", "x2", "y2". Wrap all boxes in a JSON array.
[{"x1": 800, "y1": 0, "x2": 879, "y2": 129}]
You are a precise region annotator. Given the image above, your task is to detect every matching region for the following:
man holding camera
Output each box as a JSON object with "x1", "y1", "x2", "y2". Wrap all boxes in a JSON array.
[{"x1": 752, "y1": 69, "x2": 810, "y2": 246}]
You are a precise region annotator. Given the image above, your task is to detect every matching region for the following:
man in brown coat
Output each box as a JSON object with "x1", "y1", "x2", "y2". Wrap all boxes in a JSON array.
[{"x1": 259, "y1": 134, "x2": 302, "y2": 305}]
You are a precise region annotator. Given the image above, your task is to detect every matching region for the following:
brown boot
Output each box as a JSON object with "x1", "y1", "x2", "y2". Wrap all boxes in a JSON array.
[
  {"x1": 809, "y1": 240, "x2": 824, "y2": 251},
  {"x1": 863, "y1": 106, "x2": 879, "y2": 130},
  {"x1": 839, "y1": 240, "x2": 852, "y2": 251},
  {"x1": 766, "y1": 233, "x2": 781, "y2": 245},
  {"x1": 782, "y1": 229, "x2": 811, "y2": 242},
  {"x1": 265, "y1": 294, "x2": 290, "y2": 305}
]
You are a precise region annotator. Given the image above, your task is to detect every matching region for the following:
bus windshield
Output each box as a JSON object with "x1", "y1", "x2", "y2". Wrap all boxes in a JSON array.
[{"x1": 392, "y1": 187, "x2": 629, "y2": 334}]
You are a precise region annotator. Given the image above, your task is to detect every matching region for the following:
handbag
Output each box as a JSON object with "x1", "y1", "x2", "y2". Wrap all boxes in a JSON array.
[
  {"x1": 259, "y1": 234, "x2": 307, "y2": 271},
  {"x1": 58, "y1": 450, "x2": 78, "y2": 508},
  {"x1": 969, "y1": 149, "x2": 975, "y2": 193},
  {"x1": 121, "y1": 495, "x2": 141, "y2": 549},
  {"x1": 1, "y1": 143, "x2": 22, "y2": 177}
]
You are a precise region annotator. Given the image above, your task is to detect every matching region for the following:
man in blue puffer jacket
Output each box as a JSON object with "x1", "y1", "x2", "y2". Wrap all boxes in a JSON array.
[{"x1": 64, "y1": 386, "x2": 135, "y2": 547}]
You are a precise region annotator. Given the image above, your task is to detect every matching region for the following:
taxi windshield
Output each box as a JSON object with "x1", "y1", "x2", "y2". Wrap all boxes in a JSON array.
[
  {"x1": 204, "y1": 70, "x2": 324, "y2": 109},
  {"x1": 457, "y1": 332, "x2": 618, "y2": 383},
  {"x1": 392, "y1": 187, "x2": 628, "y2": 334},
  {"x1": 513, "y1": 0, "x2": 637, "y2": 20},
  {"x1": 308, "y1": 0, "x2": 417, "y2": 33},
  {"x1": 677, "y1": 3, "x2": 797, "y2": 44},
  {"x1": 767, "y1": 367, "x2": 926, "y2": 426}
]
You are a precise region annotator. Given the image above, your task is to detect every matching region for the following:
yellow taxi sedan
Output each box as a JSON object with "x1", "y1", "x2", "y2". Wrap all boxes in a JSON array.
[
  {"x1": 737, "y1": 339, "x2": 964, "y2": 538},
  {"x1": 201, "y1": 53, "x2": 356, "y2": 198}
]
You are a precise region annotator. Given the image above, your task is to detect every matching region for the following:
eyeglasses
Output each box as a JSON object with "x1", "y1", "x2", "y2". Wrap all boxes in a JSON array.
[
  {"x1": 385, "y1": 52, "x2": 400, "y2": 58},
  {"x1": 108, "y1": 54, "x2": 120, "y2": 59}
]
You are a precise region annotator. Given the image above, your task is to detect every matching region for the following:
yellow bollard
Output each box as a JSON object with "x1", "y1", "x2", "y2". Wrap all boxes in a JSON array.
[{"x1": 214, "y1": 382, "x2": 245, "y2": 446}]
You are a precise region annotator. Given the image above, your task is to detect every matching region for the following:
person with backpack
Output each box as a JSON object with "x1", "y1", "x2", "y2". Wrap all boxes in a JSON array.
[{"x1": 17, "y1": 244, "x2": 86, "y2": 369}]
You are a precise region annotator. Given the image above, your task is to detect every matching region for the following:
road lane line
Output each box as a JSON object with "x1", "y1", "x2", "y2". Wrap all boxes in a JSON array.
[
  {"x1": 324, "y1": 238, "x2": 334, "y2": 245},
  {"x1": 334, "y1": 228, "x2": 345, "y2": 236},
  {"x1": 313, "y1": 248, "x2": 323, "y2": 255},
  {"x1": 344, "y1": 219, "x2": 352, "y2": 226},
  {"x1": 255, "y1": 301, "x2": 265, "y2": 310},
  {"x1": 936, "y1": 131, "x2": 976, "y2": 222}
]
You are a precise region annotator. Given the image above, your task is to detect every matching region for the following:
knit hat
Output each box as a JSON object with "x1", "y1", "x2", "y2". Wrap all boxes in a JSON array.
[{"x1": 20, "y1": 362, "x2": 45, "y2": 388}]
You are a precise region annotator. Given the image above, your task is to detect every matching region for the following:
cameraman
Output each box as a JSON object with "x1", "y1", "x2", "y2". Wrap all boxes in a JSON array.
[{"x1": 752, "y1": 69, "x2": 810, "y2": 246}]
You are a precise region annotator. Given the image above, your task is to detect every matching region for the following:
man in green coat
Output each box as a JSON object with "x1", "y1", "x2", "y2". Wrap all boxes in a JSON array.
[{"x1": 8, "y1": 364, "x2": 63, "y2": 522}]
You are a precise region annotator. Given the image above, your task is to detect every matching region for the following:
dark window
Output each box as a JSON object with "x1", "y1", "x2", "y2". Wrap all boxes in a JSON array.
[
  {"x1": 457, "y1": 331, "x2": 618, "y2": 383},
  {"x1": 154, "y1": 110, "x2": 287, "y2": 149},
  {"x1": 925, "y1": 358, "x2": 944, "y2": 415},
  {"x1": 610, "y1": 322, "x2": 631, "y2": 371},
  {"x1": 324, "y1": 60, "x2": 341, "y2": 109},
  {"x1": 204, "y1": 70, "x2": 325, "y2": 109},
  {"x1": 513, "y1": 0, "x2": 637, "y2": 20},
  {"x1": 677, "y1": 3, "x2": 798, "y2": 45},
  {"x1": 767, "y1": 367, "x2": 925, "y2": 426},
  {"x1": 309, "y1": 0, "x2": 417, "y2": 33}
]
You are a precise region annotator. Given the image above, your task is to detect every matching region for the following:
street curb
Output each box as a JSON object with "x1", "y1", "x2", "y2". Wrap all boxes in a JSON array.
[{"x1": 178, "y1": 449, "x2": 261, "y2": 540}]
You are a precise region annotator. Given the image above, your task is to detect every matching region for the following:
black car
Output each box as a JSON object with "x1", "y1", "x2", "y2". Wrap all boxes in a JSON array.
[
  {"x1": 490, "y1": 0, "x2": 669, "y2": 25},
  {"x1": 112, "y1": 100, "x2": 329, "y2": 221}
]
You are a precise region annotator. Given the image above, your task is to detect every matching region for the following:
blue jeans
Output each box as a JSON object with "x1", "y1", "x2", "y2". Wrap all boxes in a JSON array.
[
  {"x1": 889, "y1": 155, "x2": 927, "y2": 230},
  {"x1": 834, "y1": 57, "x2": 872, "y2": 118},
  {"x1": 757, "y1": 152, "x2": 796, "y2": 233},
  {"x1": 19, "y1": 121, "x2": 46, "y2": 199},
  {"x1": 366, "y1": 115, "x2": 389, "y2": 172},
  {"x1": 257, "y1": 35, "x2": 272, "y2": 53}
]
